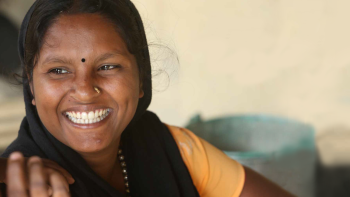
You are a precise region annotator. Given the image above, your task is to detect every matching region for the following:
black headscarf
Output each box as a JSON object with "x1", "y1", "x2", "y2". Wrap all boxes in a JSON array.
[{"x1": 0, "y1": 1, "x2": 200, "y2": 197}]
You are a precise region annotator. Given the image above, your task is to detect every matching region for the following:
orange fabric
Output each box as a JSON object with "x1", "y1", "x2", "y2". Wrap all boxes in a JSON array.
[{"x1": 167, "y1": 125, "x2": 245, "y2": 197}]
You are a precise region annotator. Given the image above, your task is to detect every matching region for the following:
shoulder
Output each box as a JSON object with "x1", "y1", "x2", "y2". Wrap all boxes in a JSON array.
[
  {"x1": 166, "y1": 125, "x2": 204, "y2": 161},
  {"x1": 165, "y1": 124, "x2": 245, "y2": 197}
]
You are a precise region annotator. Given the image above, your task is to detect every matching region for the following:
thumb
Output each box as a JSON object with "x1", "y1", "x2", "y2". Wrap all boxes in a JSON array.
[{"x1": 46, "y1": 168, "x2": 75, "y2": 185}]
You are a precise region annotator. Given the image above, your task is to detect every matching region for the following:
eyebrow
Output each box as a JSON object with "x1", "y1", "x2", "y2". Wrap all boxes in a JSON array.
[
  {"x1": 41, "y1": 51, "x2": 126, "y2": 66},
  {"x1": 93, "y1": 51, "x2": 125, "y2": 65},
  {"x1": 42, "y1": 56, "x2": 73, "y2": 65}
]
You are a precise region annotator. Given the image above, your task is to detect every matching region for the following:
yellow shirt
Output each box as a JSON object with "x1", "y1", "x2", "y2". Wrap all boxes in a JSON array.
[{"x1": 167, "y1": 125, "x2": 245, "y2": 197}]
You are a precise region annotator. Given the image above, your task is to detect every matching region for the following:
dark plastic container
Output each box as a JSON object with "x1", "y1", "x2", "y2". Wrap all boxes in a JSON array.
[{"x1": 186, "y1": 114, "x2": 316, "y2": 197}]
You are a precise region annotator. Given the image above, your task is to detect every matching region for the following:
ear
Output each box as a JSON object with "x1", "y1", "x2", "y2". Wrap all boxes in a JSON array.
[
  {"x1": 139, "y1": 90, "x2": 144, "y2": 98},
  {"x1": 139, "y1": 83, "x2": 144, "y2": 98},
  {"x1": 28, "y1": 75, "x2": 36, "y2": 106}
]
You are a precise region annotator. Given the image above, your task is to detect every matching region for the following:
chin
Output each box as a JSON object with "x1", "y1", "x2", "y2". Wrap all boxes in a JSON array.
[{"x1": 64, "y1": 130, "x2": 116, "y2": 154}]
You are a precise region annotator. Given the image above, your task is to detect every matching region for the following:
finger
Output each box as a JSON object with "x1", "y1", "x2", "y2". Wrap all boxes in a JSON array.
[
  {"x1": 27, "y1": 157, "x2": 49, "y2": 197},
  {"x1": 6, "y1": 152, "x2": 27, "y2": 197},
  {"x1": 47, "y1": 186, "x2": 53, "y2": 197},
  {"x1": 44, "y1": 167, "x2": 74, "y2": 185},
  {"x1": 45, "y1": 169, "x2": 69, "y2": 192},
  {"x1": 42, "y1": 160, "x2": 74, "y2": 184},
  {"x1": 49, "y1": 172, "x2": 70, "y2": 197}
]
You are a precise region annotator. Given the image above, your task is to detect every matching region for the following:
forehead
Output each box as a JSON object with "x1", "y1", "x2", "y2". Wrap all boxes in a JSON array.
[{"x1": 40, "y1": 13, "x2": 129, "y2": 57}]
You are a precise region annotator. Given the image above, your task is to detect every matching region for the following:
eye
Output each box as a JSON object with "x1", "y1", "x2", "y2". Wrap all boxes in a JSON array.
[
  {"x1": 48, "y1": 68, "x2": 70, "y2": 74},
  {"x1": 98, "y1": 65, "x2": 120, "y2": 71}
]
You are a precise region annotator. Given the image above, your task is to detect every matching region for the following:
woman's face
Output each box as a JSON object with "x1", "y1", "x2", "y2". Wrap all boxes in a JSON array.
[{"x1": 30, "y1": 14, "x2": 144, "y2": 153}]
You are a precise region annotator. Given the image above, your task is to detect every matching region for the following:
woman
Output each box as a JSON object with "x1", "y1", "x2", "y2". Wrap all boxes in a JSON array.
[{"x1": 0, "y1": 0, "x2": 295, "y2": 196}]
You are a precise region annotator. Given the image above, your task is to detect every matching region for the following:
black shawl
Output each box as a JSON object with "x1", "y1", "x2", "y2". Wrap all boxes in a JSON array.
[{"x1": 0, "y1": 1, "x2": 200, "y2": 197}]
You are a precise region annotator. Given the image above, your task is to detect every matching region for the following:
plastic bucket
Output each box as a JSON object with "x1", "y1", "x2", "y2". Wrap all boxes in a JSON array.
[{"x1": 185, "y1": 114, "x2": 316, "y2": 197}]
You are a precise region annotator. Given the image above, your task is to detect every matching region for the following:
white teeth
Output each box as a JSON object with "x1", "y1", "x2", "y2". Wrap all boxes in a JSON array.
[
  {"x1": 88, "y1": 111, "x2": 95, "y2": 120},
  {"x1": 81, "y1": 112, "x2": 88, "y2": 120},
  {"x1": 66, "y1": 109, "x2": 110, "y2": 125}
]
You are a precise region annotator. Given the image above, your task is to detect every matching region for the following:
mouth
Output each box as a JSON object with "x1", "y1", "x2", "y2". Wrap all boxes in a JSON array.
[{"x1": 64, "y1": 109, "x2": 111, "y2": 125}]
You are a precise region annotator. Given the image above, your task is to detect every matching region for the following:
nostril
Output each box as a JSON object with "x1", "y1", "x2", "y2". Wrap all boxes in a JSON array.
[{"x1": 70, "y1": 84, "x2": 101, "y2": 103}]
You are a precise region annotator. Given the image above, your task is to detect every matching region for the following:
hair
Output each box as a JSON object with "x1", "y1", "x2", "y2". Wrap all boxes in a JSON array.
[{"x1": 23, "y1": 0, "x2": 150, "y2": 86}]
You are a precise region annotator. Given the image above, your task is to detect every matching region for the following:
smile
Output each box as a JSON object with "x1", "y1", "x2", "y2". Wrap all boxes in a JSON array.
[{"x1": 64, "y1": 109, "x2": 111, "y2": 124}]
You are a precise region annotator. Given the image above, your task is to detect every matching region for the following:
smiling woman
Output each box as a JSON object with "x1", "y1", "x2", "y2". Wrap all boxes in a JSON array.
[
  {"x1": 30, "y1": 13, "x2": 143, "y2": 154},
  {"x1": 0, "y1": 0, "x2": 294, "y2": 197}
]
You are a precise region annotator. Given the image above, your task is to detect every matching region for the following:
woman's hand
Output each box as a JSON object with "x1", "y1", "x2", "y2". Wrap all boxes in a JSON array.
[
  {"x1": 1, "y1": 152, "x2": 75, "y2": 197},
  {"x1": 0, "y1": 154, "x2": 75, "y2": 185}
]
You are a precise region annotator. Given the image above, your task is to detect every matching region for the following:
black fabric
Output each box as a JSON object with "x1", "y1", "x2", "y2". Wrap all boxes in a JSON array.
[
  {"x1": 0, "y1": 14, "x2": 20, "y2": 77},
  {"x1": 0, "y1": 0, "x2": 200, "y2": 197}
]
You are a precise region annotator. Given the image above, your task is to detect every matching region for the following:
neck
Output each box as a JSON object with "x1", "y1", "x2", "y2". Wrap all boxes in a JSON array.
[{"x1": 79, "y1": 139, "x2": 120, "y2": 182}]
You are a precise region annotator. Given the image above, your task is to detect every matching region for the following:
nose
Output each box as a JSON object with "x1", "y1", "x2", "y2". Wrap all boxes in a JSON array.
[{"x1": 70, "y1": 73, "x2": 100, "y2": 103}]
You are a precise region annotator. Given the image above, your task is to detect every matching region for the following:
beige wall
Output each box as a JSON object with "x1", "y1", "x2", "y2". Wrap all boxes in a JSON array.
[
  {"x1": 0, "y1": 0, "x2": 34, "y2": 26},
  {"x1": 132, "y1": 0, "x2": 350, "y2": 134},
  {"x1": 1, "y1": 0, "x2": 350, "y2": 162}
]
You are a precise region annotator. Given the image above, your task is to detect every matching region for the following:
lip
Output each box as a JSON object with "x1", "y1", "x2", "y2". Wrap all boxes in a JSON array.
[{"x1": 61, "y1": 106, "x2": 113, "y2": 129}]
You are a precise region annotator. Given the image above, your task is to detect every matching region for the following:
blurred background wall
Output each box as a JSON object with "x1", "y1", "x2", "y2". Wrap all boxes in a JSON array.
[
  {"x1": 1, "y1": 0, "x2": 350, "y2": 163},
  {"x1": 1, "y1": 0, "x2": 350, "y2": 192},
  {"x1": 140, "y1": 0, "x2": 350, "y2": 132}
]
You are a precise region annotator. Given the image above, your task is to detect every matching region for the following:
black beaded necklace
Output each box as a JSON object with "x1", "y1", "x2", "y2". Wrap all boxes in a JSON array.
[{"x1": 117, "y1": 148, "x2": 131, "y2": 196}]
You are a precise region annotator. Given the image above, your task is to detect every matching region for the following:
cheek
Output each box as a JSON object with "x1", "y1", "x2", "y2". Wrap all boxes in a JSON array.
[
  {"x1": 34, "y1": 78, "x2": 66, "y2": 106},
  {"x1": 104, "y1": 72, "x2": 141, "y2": 102},
  {"x1": 32, "y1": 72, "x2": 70, "y2": 124}
]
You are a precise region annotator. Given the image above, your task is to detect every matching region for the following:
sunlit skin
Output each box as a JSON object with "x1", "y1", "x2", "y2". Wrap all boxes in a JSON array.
[{"x1": 29, "y1": 13, "x2": 144, "y2": 192}]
